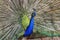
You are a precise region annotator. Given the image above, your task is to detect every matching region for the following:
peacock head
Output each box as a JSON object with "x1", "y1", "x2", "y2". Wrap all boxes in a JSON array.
[{"x1": 31, "y1": 8, "x2": 36, "y2": 17}]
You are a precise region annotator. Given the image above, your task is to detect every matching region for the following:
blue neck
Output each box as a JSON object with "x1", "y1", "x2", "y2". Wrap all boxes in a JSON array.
[{"x1": 30, "y1": 16, "x2": 34, "y2": 23}]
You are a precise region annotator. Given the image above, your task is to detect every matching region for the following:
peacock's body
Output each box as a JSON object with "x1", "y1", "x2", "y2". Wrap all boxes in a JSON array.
[
  {"x1": 0, "y1": 0, "x2": 60, "y2": 40},
  {"x1": 23, "y1": 10, "x2": 36, "y2": 37}
]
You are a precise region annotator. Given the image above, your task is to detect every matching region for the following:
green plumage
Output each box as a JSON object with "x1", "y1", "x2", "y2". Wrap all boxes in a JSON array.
[{"x1": 22, "y1": 15, "x2": 30, "y2": 30}]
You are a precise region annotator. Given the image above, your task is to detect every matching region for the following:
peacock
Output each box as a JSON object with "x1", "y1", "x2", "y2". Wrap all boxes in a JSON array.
[
  {"x1": 0, "y1": 0, "x2": 60, "y2": 40},
  {"x1": 20, "y1": 9, "x2": 36, "y2": 40},
  {"x1": 23, "y1": 9, "x2": 36, "y2": 37}
]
